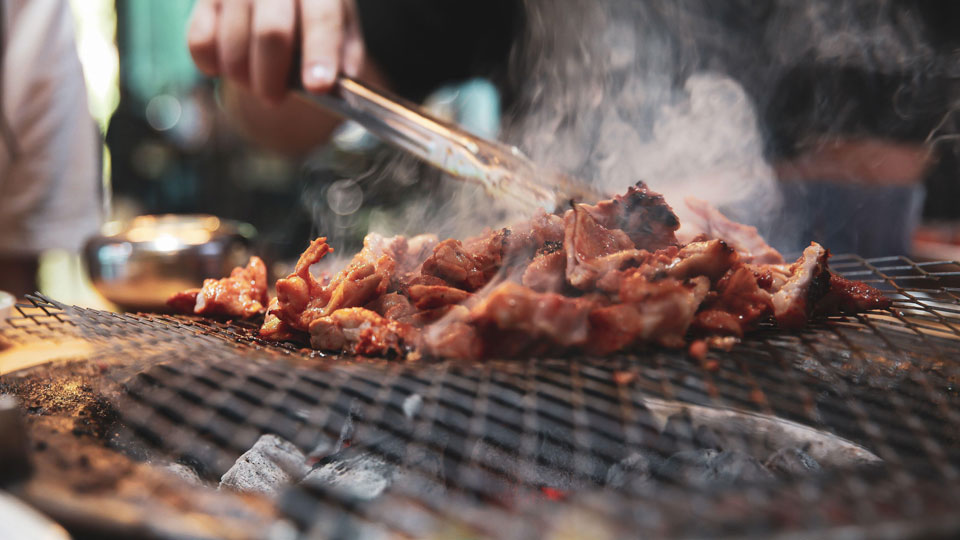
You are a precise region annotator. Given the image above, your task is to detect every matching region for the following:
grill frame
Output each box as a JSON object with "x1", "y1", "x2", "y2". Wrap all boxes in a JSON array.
[{"x1": 3, "y1": 254, "x2": 960, "y2": 538}]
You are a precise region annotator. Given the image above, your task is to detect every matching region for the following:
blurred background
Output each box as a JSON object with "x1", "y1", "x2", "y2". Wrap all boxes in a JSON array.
[{"x1": 32, "y1": 0, "x2": 960, "y2": 307}]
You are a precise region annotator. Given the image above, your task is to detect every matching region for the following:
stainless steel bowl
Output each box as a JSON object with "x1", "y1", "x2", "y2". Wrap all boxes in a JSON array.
[
  {"x1": 0, "y1": 290, "x2": 13, "y2": 320},
  {"x1": 84, "y1": 215, "x2": 256, "y2": 311}
]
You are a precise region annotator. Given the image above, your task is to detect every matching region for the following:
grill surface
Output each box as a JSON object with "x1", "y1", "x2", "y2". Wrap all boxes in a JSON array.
[{"x1": 4, "y1": 254, "x2": 960, "y2": 538}]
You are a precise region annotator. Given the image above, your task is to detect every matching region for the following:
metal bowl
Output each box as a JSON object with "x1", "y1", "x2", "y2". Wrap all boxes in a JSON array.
[
  {"x1": 84, "y1": 215, "x2": 256, "y2": 312},
  {"x1": 0, "y1": 291, "x2": 13, "y2": 320}
]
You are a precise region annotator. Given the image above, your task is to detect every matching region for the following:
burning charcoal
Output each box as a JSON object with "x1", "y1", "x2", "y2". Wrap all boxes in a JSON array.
[
  {"x1": 302, "y1": 452, "x2": 395, "y2": 500},
  {"x1": 306, "y1": 433, "x2": 336, "y2": 463},
  {"x1": 302, "y1": 433, "x2": 422, "y2": 501},
  {"x1": 693, "y1": 424, "x2": 724, "y2": 451},
  {"x1": 605, "y1": 450, "x2": 663, "y2": 490},
  {"x1": 219, "y1": 434, "x2": 309, "y2": 495},
  {"x1": 661, "y1": 410, "x2": 697, "y2": 452},
  {"x1": 657, "y1": 449, "x2": 719, "y2": 487},
  {"x1": 334, "y1": 400, "x2": 363, "y2": 453},
  {"x1": 709, "y1": 451, "x2": 774, "y2": 484},
  {"x1": 392, "y1": 443, "x2": 446, "y2": 497},
  {"x1": 764, "y1": 447, "x2": 822, "y2": 478},
  {"x1": 658, "y1": 450, "x2": 773, "y2": 486}
]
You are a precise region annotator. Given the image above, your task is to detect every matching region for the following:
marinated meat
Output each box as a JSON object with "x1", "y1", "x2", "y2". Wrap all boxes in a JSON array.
[
  {"x1": 167, "y1": 289, "x2": 200, "y2": 313},
  {"x1": 274, "y1": 235, "x2": 395, "y2": 331},
  {"x1": 408, "y1": 284, "x2": 472, "y2": 310},
  {"x1": 769, "y1": 243, "x2": 831, "y2": 328},
  {"x1": 420, "y1": 239, "x2": 490, "y2": 291},
  {"x1": 308, "y1": 308, "x2": 417, "y2": 357},
  {"x1": 423, "y1": 318, "x2": 482, "y2": 360},
  {"x1": 589, "y1": 275, "x2": 710, "y2": 353},
  {"x1": 581, "y1": 183, "x2": 681, "y2": 250},
  {"x1": 564, "y1": 203, "x2": 646, "y2": 290},
  {"x1": 260, "y1": 298, "x2": 302, "y2": 342},
  {"x1": 694, "y1": 267, "x2": 774, "y2": 337},
  {"x1": 665, "y1": 240, "x2": 739, "y2": 282},
  {"x1": 522, "y1": 247, "x2": 566, "y2": 293},
  {"x1": 167, "y1": 256, "x2": 269, "y2": 319},
  {"x1": 469, "y1": 282, "x2": 597, "y2": 349},
  {"x1": 171, "y1": 181, "x2": 891, "y2": 360},
  {"x1": 815, "y1": 273, "x2": 892, "y2": 315},
  {"x1": 365, "y1": 292, "x2": 417, "y2": 321}
]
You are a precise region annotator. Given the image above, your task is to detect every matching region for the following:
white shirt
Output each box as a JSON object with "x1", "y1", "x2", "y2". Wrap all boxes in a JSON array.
[{"x1": 0, "y1": 0, "x2": 99, "y2": 256}]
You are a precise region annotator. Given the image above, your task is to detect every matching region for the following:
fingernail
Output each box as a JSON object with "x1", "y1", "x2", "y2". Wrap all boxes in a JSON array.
[{"x1": 304, "y1": 63, "x2": 335, "y2": 89}]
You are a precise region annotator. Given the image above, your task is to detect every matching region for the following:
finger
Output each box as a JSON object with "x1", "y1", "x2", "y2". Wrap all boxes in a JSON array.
[
  {"x1": 218, "y1": 0, "x2": 253, "y2": 85},
  {"x1": 251, "y1": 0, "x2": 296, "y2": 102},
  {"x1": 340, "y1": 2, "x2": 365, "y2": 78},
  {"x1": 187, "y1": 0, "x2": 221, "y2": 76},
  {"x1": 299, "y1": 0, "x2": 344, "y2": 93}
]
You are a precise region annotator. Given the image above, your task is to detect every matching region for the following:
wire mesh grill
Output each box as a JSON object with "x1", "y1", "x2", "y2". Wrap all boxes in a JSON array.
[{"x1": 4, "y1": 254, "x2": 960, "y2": 538}]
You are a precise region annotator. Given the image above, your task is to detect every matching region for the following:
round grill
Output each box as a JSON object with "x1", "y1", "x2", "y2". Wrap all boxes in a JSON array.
[{"x1": 3, "y1": 254, "x2": 960, "y2": 538}]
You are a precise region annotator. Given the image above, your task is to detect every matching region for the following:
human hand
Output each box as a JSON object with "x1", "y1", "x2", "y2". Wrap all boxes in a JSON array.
[{"x1": 187, "y1": 0, "x2": 366, "y2": 103}]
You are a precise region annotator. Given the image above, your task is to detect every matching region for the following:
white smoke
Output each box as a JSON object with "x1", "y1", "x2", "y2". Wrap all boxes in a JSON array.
[
  {"x1": 503, "y1": 0, "x2": 781, "y2": 240},
  {"x1": 322, "y1": 0, "x2": 950, "y2": 255}
]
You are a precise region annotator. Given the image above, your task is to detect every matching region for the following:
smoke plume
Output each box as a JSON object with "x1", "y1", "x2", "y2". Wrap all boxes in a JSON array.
[{"x1": 314, "y1": 0, "x2": 955, "y2": 255}]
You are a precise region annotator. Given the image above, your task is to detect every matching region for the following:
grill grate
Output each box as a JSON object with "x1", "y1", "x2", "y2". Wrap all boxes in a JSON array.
[{"x1": 4, "y1": 255, "x2": 960, "y2": 538}]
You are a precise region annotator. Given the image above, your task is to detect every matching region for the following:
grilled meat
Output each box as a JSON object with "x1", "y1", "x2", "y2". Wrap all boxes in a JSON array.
[
  {"x1": 166, "y1": 256, "x2": 269, "y2": 319},
  {"x1": 170, "y1": 181, "x2": 892, "y2": 360},
  {"x1": 308, "y1": 307, "x2": 416, "y2": 357}
]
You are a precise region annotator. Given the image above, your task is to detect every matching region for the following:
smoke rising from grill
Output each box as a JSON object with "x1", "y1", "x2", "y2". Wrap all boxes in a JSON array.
[
  {"x1": 312, "y1": 0, "x2": 955, "y2": 257},
  {"x1": 501, "y1": 0, "x2": 780, "y2": 238}
]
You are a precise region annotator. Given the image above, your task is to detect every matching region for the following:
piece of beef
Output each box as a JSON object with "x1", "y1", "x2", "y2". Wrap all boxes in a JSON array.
[
  {"x1": 589, "y1": 275, "x2": 710, "y2": 353},
  {"x1": 407, "y1": 284, "x2": 472, "y2": 310},
  {"x1": 563, "y1": 203, "x2": 646, "y2": 290},
  {"x1": 167, "y1": 288, "x2": 200, "y2": 313},
  {"x1": 694, "y1": 242, "x2": 832, "y2": 335},
  {"x1": 260, "y1": 297, "x2": 304, "y2": 342},
  {"x1": 468, "y1": 282, "x2": 597, "y2": 349},
  {"x1": 814, "y1": 273, "x2": 892, "y2": 315},
  {"x1": 521, "y1": 247, "x2": 566, "y2": 293},
  {"x1": 365, "y1": 292, "x2": 417, "y2": 321},
  {"x1": 274, "y1": 236, "x2": 396, "y2": 332},
  {"x1": 420, "y1": 239, "x2": 490, "y2": 291},
  {"x1": 769, "y1": 243, "x2": 831, "y2": 328},
  {"x1": 273, "y1": 237, "x2": 334, "y2": 329},
  {"x1": 665, "y1": 240, "x2": 740, "y2": 283},
  {"x1": 581, "y1": 181, "x2": 681, "y2": 251},
  {"x1": 308, "y1": 307, "x2": 418, "y2": 357},
  {"x1": 423, "y1": 319, "x2": 482, "y2": 360},
  {"x1": 167, "y1": 256, "x2": 269, "y2": 319},
  {"x1": 694, "y1": 266, "x2": 773, "y2": 337}
]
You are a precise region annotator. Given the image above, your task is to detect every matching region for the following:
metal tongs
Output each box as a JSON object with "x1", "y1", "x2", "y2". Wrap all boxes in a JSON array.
[{"x1": 294, "y1": 77, "x2": 606, "y2": 212}]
